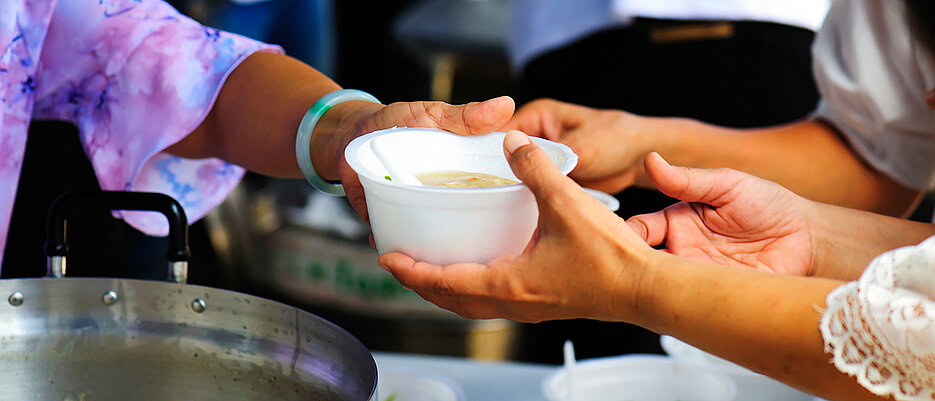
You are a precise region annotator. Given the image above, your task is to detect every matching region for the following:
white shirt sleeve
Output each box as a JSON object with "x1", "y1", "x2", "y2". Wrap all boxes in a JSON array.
[
  {"x1": 611, "y1": 0, "x2": 830, "y2": 31},
  {"x1": 811, "y1": 0, "x2": 935, "y2": 190},
  {"x1": 821, "y1": 235, "x2": 935, "y2": 401}
]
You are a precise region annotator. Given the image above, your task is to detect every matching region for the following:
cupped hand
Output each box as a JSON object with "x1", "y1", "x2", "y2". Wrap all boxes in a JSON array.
[
  {"x1": 626, "y1": 153, "x2": 815, "y2": 276},
  {"x1": 501, "y1": 99, "x2": 647, "y2": 194},
  {"x1": 377, "y1": 130, "x2": 655, "y2": 323},
  {"x1": 326, "y1": 96, "x2": 515, "y2": 223}
]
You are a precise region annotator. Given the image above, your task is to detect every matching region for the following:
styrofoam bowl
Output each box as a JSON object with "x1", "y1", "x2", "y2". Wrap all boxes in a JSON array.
[
  {"x1": 375, "y1": 367, "x2": 465, "y2": 401},
  {"x1": 541, "y1": 354, "x2": 736, "y2": 401},
  {"x1": 583, "y1": 188, "x2": 620, "y2": 211},
  {"x1": 660, "y1": 336, "x2": 814, "y2": 401},
  {"x1": 345, "y1": 128, "x2": 577, "y2": 265}
]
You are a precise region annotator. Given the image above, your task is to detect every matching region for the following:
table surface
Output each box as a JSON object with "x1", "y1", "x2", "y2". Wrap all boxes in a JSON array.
[
  {"x1": 372, "y1": 352, "x2": 828, "y2": 401},
  {"x1": 373, "y1": 352, "x2": 556, "y2": 401}
]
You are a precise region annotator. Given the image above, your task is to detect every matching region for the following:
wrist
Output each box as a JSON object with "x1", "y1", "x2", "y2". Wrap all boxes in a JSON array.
[
  {"x1": 625, "y1": 251, "x2": 737, "y2": 336},
  {"x1": 633, "y1": 249, "x2": 670, "y2": 325},
  {"x1": 804, "y1": 199, "x2": 830, "y2": 278},
  {"x1": 632, "y1": 116, "x2": 736, "y2": 188},
  {"x1": 308, "y1": 100, "x2": 385, "y2": 180},
  {"x1": 605, "y1": 244, "x2": 663, "y2": 324},
  {"x1": 628, "y1": 114, "x2": 679, "y2": 188}
]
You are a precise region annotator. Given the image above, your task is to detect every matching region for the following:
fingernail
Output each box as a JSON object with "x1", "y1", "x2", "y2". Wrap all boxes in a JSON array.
[
  {"x1": 485, "y1": 95, "x2": 513, "y2": 104},
  {"x1": 495, "y1": 95, "x2": 515, "y2": 106},
  {"x1": 651, "y1": 152, "x2": 670, "y2": 166},
  {"x1": 504, "y1": 130, "x2": 532, "y2": 154},
  {"x1": 376, "y1": 258, "x2": 389, "y2": 271}
]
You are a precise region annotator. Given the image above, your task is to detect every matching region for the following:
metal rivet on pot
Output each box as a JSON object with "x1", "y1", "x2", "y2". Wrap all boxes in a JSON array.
[
  {"x1": 191, "y1": 298, "x2": 206, "y2": 313},
  {"x1": 102, "y1": 290, "x2": 118, "y2": 305},
  {"x1": 8, "y1": 292, "x2": 23, "y2": 307}
]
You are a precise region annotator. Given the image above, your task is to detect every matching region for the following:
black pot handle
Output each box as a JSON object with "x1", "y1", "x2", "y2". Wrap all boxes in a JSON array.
[{"x1": 44, "y1": 191, "x2": 191, "y2": 283}]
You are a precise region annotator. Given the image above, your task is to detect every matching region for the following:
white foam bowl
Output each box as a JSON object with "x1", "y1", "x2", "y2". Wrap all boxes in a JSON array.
[
  {"x1": 660, "y1": 336, "x2": 814, "y2": 401},
  {"x1": 345, "y1": 128, "x2": 577, "y2": 265},
  {"x1": 375, "y1": 367, "x2": 465, "y2": 401},
  {"x1": 541, "y1": 354, "x2": 736, "y2": 401}
]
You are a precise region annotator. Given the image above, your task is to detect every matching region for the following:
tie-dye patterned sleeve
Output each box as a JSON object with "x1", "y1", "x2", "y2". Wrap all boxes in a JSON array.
[{"x1": 31, "y1": 0, "x2": 283, "y2": 235}]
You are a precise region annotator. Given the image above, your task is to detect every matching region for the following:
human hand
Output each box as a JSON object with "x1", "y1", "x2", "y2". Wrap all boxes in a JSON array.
[
  {"x1": 626, "y1": 153, "x2": 815, "y2": 276},
  {"x1": 501, "y1": 99, "x2": 648, "y2": 194},
  {"x1": 315, "y1": 96, "x2": 515, "y2": 223},
  {"x1": 377, "y1": 130, "x2": 655, "y2": 323}
]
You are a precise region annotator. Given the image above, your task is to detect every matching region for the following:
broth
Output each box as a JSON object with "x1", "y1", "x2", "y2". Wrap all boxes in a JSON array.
[{"x1": 416, "y1": 170, "x2": 518, "y2": 188}]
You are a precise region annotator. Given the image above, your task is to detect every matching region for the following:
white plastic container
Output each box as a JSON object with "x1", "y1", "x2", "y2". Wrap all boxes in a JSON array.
[
  {"x1": 375, "y1": 367, "x2": 465, "y2": 401},
  {"x1": 541, "y1": 354, "x2": 736, "y2": 401},
  {"x1": 345, "y1": 128, "x2": 577, "y2": 265},
  {"x1": 583, "y1": 188, "x2": 620, "y2": 211},
  {"x1": 660, "y1": 336, "x2": 814, "y2": 401}
]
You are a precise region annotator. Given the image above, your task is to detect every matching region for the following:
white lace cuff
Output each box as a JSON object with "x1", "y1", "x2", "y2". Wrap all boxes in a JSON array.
[{"x1": 820, "y1": 236, "x2": 935, "y2": 401}]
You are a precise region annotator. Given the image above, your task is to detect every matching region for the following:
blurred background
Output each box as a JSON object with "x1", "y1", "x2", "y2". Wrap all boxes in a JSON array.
[{"x1": 8, "y1": 0, "x2": 933, "y2": 366}]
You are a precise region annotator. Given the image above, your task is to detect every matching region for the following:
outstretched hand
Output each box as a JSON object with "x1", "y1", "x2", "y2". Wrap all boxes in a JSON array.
[
  {"x1": 501, "y1": 99, "x2": 647, "y2": 194},
  {"x1": 626, "y1": 153, "x2": 815, "y2": 276},
  {"x1": 378, "y1": 130, "x2": 655, "y2": 323}
]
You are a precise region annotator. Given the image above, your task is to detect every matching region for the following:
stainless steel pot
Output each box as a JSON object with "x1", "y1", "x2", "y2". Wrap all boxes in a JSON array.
[{"x1": 0, "y1": 191, "x2": 376, "y2": 400}]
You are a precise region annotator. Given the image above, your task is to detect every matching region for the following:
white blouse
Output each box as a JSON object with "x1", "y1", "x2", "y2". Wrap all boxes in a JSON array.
[
  {"x1": 611, "y1": 0, "x2": 829, "y2": 32},
  {"x1": 821, "y1": 235, "x2": 935, "y2": 400},
  {"x1": 812, "y1": 0, "x2": 935, "y2": 191}
]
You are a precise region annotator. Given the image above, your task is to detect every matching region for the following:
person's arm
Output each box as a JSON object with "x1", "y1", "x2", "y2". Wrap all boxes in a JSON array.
[
  {"x1": 623, "y1": 152, "x2": 935, "y2": 281},
  {"x1": 637, "y1": 117, "x2": 923, "y2": 217},
  {"x1": 378, "y1": 131, "x2": 889, "y2": 400},
  {"x1": 35, "y1": 0, "x2": 514, "y2": 234},
  {"x1": 806, "y1": 200, "x2": 935, "y2": 280},
  {"x1": 379, "y1": 131, "x2": 896, "y2": 400},
  {"x1": 166, "y1": 52, "x2": 513, "y2": 221},
  {"x1": 167, "y1": 52, "x2": 514, "y2": 180},
  {"x1": 633, "y1": 254, "x2": 876, "y2": 401},
  {"x1": 503, "y1": 100, "x2": 923, "y2": 217}
]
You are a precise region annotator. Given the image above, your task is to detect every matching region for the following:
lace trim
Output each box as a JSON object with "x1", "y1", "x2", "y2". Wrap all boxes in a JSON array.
[{"x1": 820, "y1": 239, "x2": 935, "y2": 401}]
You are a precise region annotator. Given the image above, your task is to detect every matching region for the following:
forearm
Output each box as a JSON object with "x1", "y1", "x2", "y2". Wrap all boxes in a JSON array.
[
  {"x1": 807, "y1": 200, "x2": 935, "y2": 280},
  {"x1": 634, "y1": 117, "x2": 923, "y2": 216},
  {"x1": 629, "y1": 252, "x2": 881, "y2": 401},
  {"x1": 167, "y1": 52, "x2": 381, "y2": 179}
]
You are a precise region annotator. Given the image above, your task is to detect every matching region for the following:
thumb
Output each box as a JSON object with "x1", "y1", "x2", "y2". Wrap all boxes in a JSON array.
[
  {"x1": 643, "y1": 152, "x2": 743, "y2": 207},
  {"x1": 450, "y1": 96, "x2": 516, "y2": 135},
  {"x1": 504, "y1": 130, "x2": 579, "y2": 207},
  {"x1": 626, "y1": 212, "x2": 669, "y2": 247}
]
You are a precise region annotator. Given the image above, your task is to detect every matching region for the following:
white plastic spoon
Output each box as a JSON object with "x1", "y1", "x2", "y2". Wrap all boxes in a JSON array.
[
  {"x1": 564, "y1": 339, "x2": 577, "y2": 401},
  {"x1": 370, "y1": 137, "x2": 423, "y2": 186}
]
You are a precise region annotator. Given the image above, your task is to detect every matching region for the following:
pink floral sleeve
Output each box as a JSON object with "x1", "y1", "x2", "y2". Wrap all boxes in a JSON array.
[{"x1": 32, "y1": 0, "x2": 283, "y2": 235}]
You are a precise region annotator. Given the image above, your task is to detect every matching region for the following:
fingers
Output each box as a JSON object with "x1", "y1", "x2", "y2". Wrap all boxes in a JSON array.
[
  {"x1": 627, "y1": 212, "x2": 669, "y2": 247},
  {"x1": 503, "y1": 130, "x2": 581, "y2": 207},
  {"x1": 338, "y1": 159, "x2": 370, "y2": 224},
  {"x1": 378, "y1": 253, "x2": 540, "y2": 321},
  {"x1": 462, "y1": 96, "x2": 516, "y2": 133},
  {"x1": 377, "y1": 252, "x2": 489, "y2": 301},
  {"x1": 421, "y1": 96, "x2": 515, "y2": 135},
  {"x1": 377, "y1": 252, "x2": 469, "y2": 314},
  {"x1": 643, "y1": 152, "x2": 743, "y2": 207},
  {"x1": 500, "y1": 99, "x2": 556, "y2": 137},
  {"x1": 501, "y1": 99, "x2": 585, "y2": 140},
  {"x1": 377, "y1": 252, "x2": 419, "y2": 283}
]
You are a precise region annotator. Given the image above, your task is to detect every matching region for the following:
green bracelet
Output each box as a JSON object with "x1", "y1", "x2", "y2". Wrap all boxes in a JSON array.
[{"x1": 295, "y1": 89, "x2": 381, "y2": 196}]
